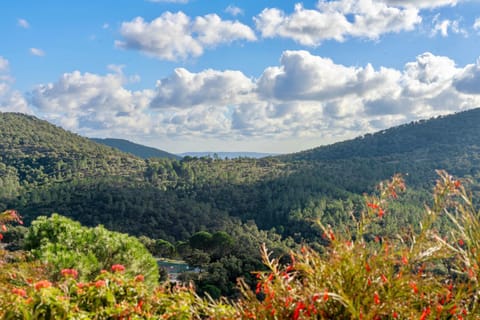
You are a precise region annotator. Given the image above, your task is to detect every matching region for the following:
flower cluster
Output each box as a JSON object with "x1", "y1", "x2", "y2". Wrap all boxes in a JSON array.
[{"x1": 61, "y1": 268, "x2": 78, "y2": 278}]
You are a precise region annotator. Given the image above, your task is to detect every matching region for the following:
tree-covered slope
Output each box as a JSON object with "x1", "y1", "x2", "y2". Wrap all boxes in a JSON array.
[
  {"x1": 280, "y1": 108, "x2": 480, "y2": 190},
  {"x1": 0, "y1": 112, "x2": 145, "y2": 191},
  {"x1": 91, "y1": 138, "x2": 181, "y2": 160},
  {"x1": 282, "y1": 108, "x2": 480, "y2": 162},
  {"x1": 3, "y1": 109, "x2": 480, "y2": 247}
]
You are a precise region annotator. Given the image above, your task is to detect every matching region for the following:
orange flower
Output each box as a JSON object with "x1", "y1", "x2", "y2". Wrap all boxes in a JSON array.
[
  {"x1": 95, "y1": 280, "x2": 106, "y2": 288},
  {"x1": 61, "y1": 268, "x2": 78, "y2": 278},
  {"x1": 111, "y1": 264, "x2": 126, "y2": 272},
  {"x1": 34, "y1": 280, "x2": 52, "y2": 290},
  {"x1": 373, "y1": 292, "x2": 380, "y2": 305},
  {"x1": 11, "y1": 288, "x2": 27, "y2": 297},
  {"x1": 135, "y1": 274, "x2": 145, "y2": 282}
]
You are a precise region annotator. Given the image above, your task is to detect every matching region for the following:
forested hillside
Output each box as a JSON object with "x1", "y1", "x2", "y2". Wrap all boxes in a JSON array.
[
  {"x1": 91, "y1": 138, "x2": 181, "y2": 160},
  {"x1": 0, "y1": 113, "x2": 145, "y2": 195},
  {"x1": 2, "y1": 109, "x2": 480, "y2": 297}
]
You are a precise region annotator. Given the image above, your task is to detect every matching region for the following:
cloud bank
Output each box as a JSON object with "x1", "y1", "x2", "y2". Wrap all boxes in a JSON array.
[{"x1": 23, "y1": 51, "x2": 480, "y2": 152}]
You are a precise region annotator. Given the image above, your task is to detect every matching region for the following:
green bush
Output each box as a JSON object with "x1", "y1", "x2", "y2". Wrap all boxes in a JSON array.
[{"x1": 23, "y1": 214, "x2": 159, "y2": 287}]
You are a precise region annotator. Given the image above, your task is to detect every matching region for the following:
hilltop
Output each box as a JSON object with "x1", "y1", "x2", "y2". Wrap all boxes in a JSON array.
[
  {"x1": 0, "y1": 113, "x2": 145, "y2": 196},
  {"x1": 91, "y1": 138, "x2": 181, "y2": 160}
]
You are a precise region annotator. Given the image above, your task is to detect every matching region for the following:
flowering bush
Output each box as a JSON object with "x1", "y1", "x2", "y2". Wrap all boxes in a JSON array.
[
  {"x1": 3, "y1": 172, "x2": 480, "y2": 319},
  {"x1": 23, "y1": 214, "x2": 159, "y2": 287},
  {"x1": 0, "y1": 264, "x2": 237, "y2": 319},
  {"x1": 236, "y1": 171, "x2": 474, "y2": 319}
]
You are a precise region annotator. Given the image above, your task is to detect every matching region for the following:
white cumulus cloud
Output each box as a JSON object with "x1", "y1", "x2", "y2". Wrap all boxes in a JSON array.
[
  {"x1": 254, "y1": 1, "x2": 421, "y2": 46},
  {"x1": 474, "y1": 18, "x2": 480, "y2": 30},
  {"x1": 30, "y1": 48, "x2": 45, "y2": 56},
  {"x1": 29, "y1": 70, "x2": 154, "y2": 133},
  {"x1": 383, "y1": 0, "x2": 460, "y2": 9},
  {"x1": 151, "y1": 68, "x2": 255, "y2": 108},
  {"x1": 431, "y1": 15, "x2": 466, "y2": 37},
  {"x1": 116, "y1": 11, "x2": 256, "y2": 61}
]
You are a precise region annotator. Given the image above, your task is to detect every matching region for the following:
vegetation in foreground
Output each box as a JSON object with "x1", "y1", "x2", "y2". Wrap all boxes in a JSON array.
[{"x1": 0, "y1": 171, "x2": 480, "y2": 318}]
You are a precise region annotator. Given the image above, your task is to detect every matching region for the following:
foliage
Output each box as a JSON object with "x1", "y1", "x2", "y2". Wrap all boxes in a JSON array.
[
  {"x1": 0, "y1": 266, "x2": 237, "y2": 319},
  {"x1": 235, "y1": 172, "x2": 474, "y2": 319},
  {"x1": 4, "y1": 173, "x2": 480, "y2": 318},
  {"x1": 23, "y1": 214, "x2": 159, "y2": 287}
]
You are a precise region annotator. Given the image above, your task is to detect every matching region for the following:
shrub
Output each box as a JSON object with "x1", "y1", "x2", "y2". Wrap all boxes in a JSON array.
[{"x1": 23, "y1": 214, "x2": 159, "y2": 287}]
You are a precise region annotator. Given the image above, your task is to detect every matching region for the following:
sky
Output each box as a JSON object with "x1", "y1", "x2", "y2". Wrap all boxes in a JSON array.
[{"x1": 1, "y1": 0, "x2": 480, "y2": 154}]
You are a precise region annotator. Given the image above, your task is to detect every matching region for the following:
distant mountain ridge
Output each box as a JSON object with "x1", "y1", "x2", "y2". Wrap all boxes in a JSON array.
[
  {"x1": 91, "y1": 138, "x2": 181, "y2": 160},
  {"x1": 281, "y1": 108, "x2": 480, "y2": 162},
  {"x1": 180, "y1": 152, "x2": 278, "y2": 159}
]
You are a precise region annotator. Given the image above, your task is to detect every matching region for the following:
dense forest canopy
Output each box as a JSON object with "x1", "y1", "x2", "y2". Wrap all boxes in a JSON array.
[{"x1": 1, "y1": 109, "x2": 480, "y2": 298}]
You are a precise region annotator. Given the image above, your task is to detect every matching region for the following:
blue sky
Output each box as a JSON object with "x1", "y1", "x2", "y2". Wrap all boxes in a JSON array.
[{"x1": 1, "y1": 0, "x2": 480, "y2": 153}]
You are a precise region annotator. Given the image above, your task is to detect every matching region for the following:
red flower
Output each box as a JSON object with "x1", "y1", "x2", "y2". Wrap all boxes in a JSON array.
[
  {"x1": 381, "y1": 274, "x2": 388, "y2": 283},
  {"x1": 365, "y1": 262, "x2": 371, "y2": 272},
  {"x1": 293, "y1": 301, "x2": 306, "y2": 320},
  {"x1": 111, "y1": 264, "x2": 126, "y2": 272},
  {"x1": 61, "y1": 268, "x2": 78, "y2": 278},
  {"x1": 401, "y1": 255, "x2": 408, "y2": 265},
  {"x1": 135, "y1": 274, "x2": 145, "y2": 282},
  {"x1": 367, "y1": 203, "x2": 379, "y2": 209},
  {"x1": 420, "y1": 307, "x2": 431, "y2": 320},
  {"x1": 409, "y1": 281, "x2": 418, "y2": 294},
  {"x1": 458, "y1": 239, "x2": 465, "y2": 246},
  {"x1": 454, "y1": 180, "x2": 461, "y2": 188},
  {"x1": 329, "y1": 231, "x2": 335, "y2": 241},
  {"x1": 436, "y1": 304, "x2": 443, "y2": 313},
  {"x1": 95, "y1": 280, "x2": 106, "y2": 288},
  {"x1": 11, "y1": 288, "x2": 27, "y2": 297},
  {"x1": 34, "y1": 280, "x2": 52, "y2": 290},
  {"x1": 378, "y1": 208, "x2": 384, "y2": 218},
  {"x1": 323, "y1": 288, "x2": 329, "y2": 302},
  {"x1": 373, "y1": 292, "x2": 380, "y2": 305},
  {"x1": 0, "y1": 233, "x2": 3, "y2": 240}
]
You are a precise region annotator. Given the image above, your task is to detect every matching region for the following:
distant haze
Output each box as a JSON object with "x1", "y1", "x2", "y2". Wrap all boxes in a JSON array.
[{"x1": 179, "y1": 152, "x2": 279, "y2": 159}]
